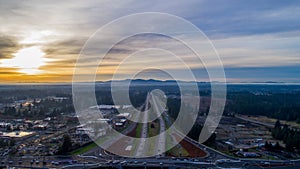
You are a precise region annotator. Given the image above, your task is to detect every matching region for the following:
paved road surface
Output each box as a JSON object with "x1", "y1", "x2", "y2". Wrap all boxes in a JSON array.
[
  {"x1": 150, "y1": 91, "x2": 166, "y2": 157},
  {"x1": 135, "y1": 93, "x2": 150, "y2": 157},
  {"x1": 236, "y1": 115, "x2": 274, "y2": 128}
]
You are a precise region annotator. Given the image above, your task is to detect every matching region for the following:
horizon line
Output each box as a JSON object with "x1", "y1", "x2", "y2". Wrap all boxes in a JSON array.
[{"x1": 1, "y1": 79, "x2": 300, "y2": 85}]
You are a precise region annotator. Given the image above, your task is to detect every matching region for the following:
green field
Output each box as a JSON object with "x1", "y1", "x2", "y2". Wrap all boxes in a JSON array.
[
  {"x1": 71, "y1": 142, "x2": 97, "y2": 155},
  {"x1": 135, "y1": 123, "x2": 143, "y2": 137},
  {"x1": 148, "y1": 121, "x2": 160, "y2": 137}
]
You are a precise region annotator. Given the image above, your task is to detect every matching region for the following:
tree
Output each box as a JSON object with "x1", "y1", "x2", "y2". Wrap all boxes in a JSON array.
[
  {"x1": 0, "y1": 139, "x2": 8, "y2": 148},
  {"x1": 274, "y1": 142, "x2": 281, "y2": 150},
  {"x1": 9, "y1": 139, "x2": 15, "y2": 147},
  {"x1": 296, "y1": 118, "x2": 300, "y2": 124},
  {"x1": 187, "y1": 123, "x2": 216, "y2": 146},
  {"x1": 57, "y1": 134, "x2": 72, "y2": 155},
  {"x1": 27, "y1": 104, "x2": 31, "y2": 111},
  {"x1": 275, "y1": 120, "x2": 281, "y2": 129},
  {"x1": 204, "y1": 132, "x2": 216, "y2": 146},
  {"x1": 264, "y1": 141, "x2": 270, "y2": 149},
  {"x1": 6, "y1": 125, "x2": 12, "y2": 131},
  {"x1": 271, "y1": 120, "x2": 300, "y2": 152}
]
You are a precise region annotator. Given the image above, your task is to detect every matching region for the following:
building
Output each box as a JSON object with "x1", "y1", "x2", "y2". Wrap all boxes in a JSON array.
[
  {"x1": 0, "y1": 131, "x2": 35, "y2": 141},
  {"x1": 235, "y1": 150, "x2": 260, "y2": 158}
]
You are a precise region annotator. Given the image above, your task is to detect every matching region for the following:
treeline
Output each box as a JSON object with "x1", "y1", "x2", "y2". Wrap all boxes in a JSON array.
[
  {"x1": 226, "y1": 92, "x2": 300, "y2": 123},
  {"x1": 0, "y1": 139, "x2": 15, "y2": 148},
  {"x1": 167, "y1": 98, "x2": 181, "y2": 119},
  {"x1": 167, "y1": 90, "x2": 300, "y2": 124},
  {"x1": 271, "y1": 120, "x2": 300, "y2": 151},
  {"x1": 264, "y1": 141, "x2": 282, "y2": 152},
  {"x1": 187, "y1": 123, "x2": 216, "y2": 146},
  {"x1": 167, "y1": 98, "x2": 216, "y2": 146}
]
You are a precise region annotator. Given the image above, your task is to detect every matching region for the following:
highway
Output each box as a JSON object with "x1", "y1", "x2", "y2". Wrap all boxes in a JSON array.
[
  {"x1": 134, "y1": 93, "x2": 150, "y2": 157},
  {"x1": 135, "y1": 108, "x2": 149, "y2": 157},
  {"x1": 149, "y1": 91, "x2": 166, "y2": 157}
]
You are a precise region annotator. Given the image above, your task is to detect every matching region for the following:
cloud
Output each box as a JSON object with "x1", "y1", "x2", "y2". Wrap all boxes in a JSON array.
[
  {"x1": 0, "y1": 0, "x2": 300, "y2": 82},
  {"x1": 212, "y1": 31, "x2": 300, "y2": 67},
  {"x1": 0, "y1": 35, "x2": 20, "y2": 59},
  {"x1": 181, "y1": 1, "x2": 300, "y2": 38}
]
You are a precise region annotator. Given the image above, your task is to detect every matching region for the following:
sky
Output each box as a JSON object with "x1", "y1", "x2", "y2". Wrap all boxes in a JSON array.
[{"x1": 0, "y1": 0, "x2": 299, "y2": 83}]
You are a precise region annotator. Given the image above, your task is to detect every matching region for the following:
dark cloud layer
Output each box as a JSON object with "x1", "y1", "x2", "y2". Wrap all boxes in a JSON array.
[{"x1": 0, "y1": 35, "x2": 20, "y2": 59}]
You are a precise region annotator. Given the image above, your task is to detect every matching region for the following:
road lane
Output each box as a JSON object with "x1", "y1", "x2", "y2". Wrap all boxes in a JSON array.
[
  {"x1": 150, "y1": 92, "x2": 166, "y2": 157},
  {"x1": 135, "y1": 93, "x2": 150, "y2": 157}
]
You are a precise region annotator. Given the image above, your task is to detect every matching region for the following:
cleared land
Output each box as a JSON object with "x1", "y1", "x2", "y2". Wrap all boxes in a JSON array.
[
  {"x1": 240, "y1": 115, "x2": 300, "y2": 129},
  {"x1": 172, "y1": 133, "x2": 207, "y2": 158}
]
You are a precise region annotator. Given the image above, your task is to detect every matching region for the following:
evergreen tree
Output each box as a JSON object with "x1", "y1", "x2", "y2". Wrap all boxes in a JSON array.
[
  {"x1": 275, "y1": 120, "x2": 281, "y2": 129},
  {"x1": 57, "y1": 134, "x2": 72, "y2": 155}
]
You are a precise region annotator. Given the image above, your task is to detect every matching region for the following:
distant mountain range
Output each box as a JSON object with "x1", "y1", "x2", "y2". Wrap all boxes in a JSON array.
[
  {"x1": 96, "y1": 79, "x2": 209, "y2": 84},
  {"x1": 95, "y1": 79, "x2": 292, "y2": 85},
  {"x1": 2, "y1": 79, "x2": 299, "y2": 86}
]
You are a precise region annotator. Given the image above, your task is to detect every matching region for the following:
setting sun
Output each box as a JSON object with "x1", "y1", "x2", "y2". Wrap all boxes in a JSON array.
[{"x1": 0, "y1": 46, "x2": 46, "y2": 74}]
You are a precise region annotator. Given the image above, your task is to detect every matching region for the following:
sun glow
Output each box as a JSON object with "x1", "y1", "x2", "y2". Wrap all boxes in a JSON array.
[
  {"x1": 20, "y1": 30, "x2": 53, "y2": 44},
  {"x1": 0, "y1": 46, "x2": 46, "y2": 74}
]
